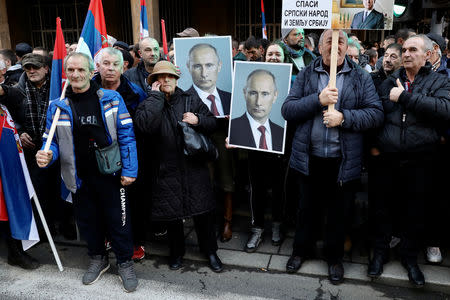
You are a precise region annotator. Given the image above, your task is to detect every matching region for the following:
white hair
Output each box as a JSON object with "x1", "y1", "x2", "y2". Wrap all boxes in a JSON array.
[{"x1": 97, "y1": 47, "x2": 124, "y2": 71}]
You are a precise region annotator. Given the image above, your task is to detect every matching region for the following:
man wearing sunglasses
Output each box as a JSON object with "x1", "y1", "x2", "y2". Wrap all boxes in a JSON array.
[{"x1": 0, "y1": 53, "x2": 62, "y2": 269}]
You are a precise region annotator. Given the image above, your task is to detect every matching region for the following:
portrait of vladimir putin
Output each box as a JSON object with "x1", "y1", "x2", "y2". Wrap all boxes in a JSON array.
[
  {"x1": 350, "y1": 0, "x2": 384, "y2": 29},
  {"x1": 185, "y1": 43, "x2": 231, "y2": 116},
  {"x1": 229, "y1": 69, "x2": 284, "y2": 152}
]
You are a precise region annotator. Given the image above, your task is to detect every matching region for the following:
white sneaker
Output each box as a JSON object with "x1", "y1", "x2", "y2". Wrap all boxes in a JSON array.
[
  {"x1": 245, "y1": 227, "x2": 264, "y2": 253},
  {"x1": 389, "y1": 236, "x2": 401, "y2": 248},
  {"x1": 426, "y1": 247, "x2": 443, "y2": 264}
]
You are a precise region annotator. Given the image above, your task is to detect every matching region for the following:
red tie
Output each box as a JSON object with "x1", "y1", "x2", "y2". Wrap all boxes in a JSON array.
[
  {"x1": 207, "y1": 95, "x2": 219, "y2": 116},
  {"x1": 258, "y1": 125, "x2": 268, "y2": 150}
]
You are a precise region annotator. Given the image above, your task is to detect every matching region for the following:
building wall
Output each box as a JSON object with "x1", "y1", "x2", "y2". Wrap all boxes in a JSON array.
[{"x1": 191, "y1": 0, "x2": 234, "y2": 37}]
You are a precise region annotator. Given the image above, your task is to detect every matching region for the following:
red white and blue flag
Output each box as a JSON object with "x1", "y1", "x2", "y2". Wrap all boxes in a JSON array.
[
  {"x1": 49, "y1": 17, "x2": 67, "y2": 101},
  {"x1": 261, "y1": 0, "x2": 267, "y2": 39},
  {"x1": 77, "y1": 0, "x2": 108, "y2": 62},
  {"x1": 140, "y1": 0, "x2": 149, "y2": 39},
  {"x1": 0, "y1": 105, "x2": 39, "y2": 250}
]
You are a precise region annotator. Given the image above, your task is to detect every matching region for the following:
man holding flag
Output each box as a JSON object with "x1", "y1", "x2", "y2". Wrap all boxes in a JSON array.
[
  {"x1": 37, "y1": 52, "x2": 139, "y2": 292},
  {"x1": 0, "y1": 53, "x2": 62, "y2": 236}
]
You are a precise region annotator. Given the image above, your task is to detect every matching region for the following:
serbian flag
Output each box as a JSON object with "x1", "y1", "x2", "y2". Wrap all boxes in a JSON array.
[
  {"x1": 0, "y1": 105, "x2": 39, "y2": 251},
  {"x1": 261, "y1": 0, "x2": 267, "y2": 39},
  {"x1": 77, "y1": 0, "x2": 108, "y2": 62},
  {"x1": 49, "y1": 17, "x2": 67, "y2": 101},
  {"x1": 140, "y1": 0, "x2": 149, "y2": 39}
]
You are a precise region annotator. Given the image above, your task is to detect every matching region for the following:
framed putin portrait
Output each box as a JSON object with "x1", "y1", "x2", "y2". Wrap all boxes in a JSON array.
[
  {"x1": 228, "y1": 61, "x2": 292, "y2": 154},
  {"x1": 174, "y1": 36, "x2": 233, "y2": 118}
]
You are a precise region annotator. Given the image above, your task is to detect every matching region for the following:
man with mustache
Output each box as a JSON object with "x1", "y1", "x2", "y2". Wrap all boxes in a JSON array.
[
  {"x1": 368, "y1": 34, "x2": 450, "y2": 287},
  {"x1": 282, "y1": 29, "x2": 383, "y2": 284},
  {"x1": 124, "y1": 37, "x2": 160, "y2": 92},
  {"x1": 370, "y1": 43, "x2": 403, "y2": 93},
  {"x1": 277, "y1": 28, "x2": 315, "y2": 80}
]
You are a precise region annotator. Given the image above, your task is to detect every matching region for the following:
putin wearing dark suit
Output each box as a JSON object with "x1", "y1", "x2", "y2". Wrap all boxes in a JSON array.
[
  {"x1": 350, "y1": 0, "x2": 384, "y2": 30},
  {"x1": 229, "y1": 69, "x2": 284, "y2": 152},
  {"x1": 185, "y1": 42, "x2": 235, "y2": 243}
]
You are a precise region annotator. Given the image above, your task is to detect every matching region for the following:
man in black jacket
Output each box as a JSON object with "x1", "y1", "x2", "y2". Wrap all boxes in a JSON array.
[
  {"x1": 370, "y1": 43, "x2": 402, "y2": 93},
  {"x1": 0, "y1": 53, "x2": 54, "y2": 270},
  {"x1": 282, "y1": 29, "x2": 383, "y2": 285},
  {"x1": 124, "y1": 37, "x2": 160, "y2": 92},
  {"x1": 0, "y1": 49, "x2": 23, "y2": 86},
  {"x1": 368, "y1": 34, "x2": 450, "y2": 287}
]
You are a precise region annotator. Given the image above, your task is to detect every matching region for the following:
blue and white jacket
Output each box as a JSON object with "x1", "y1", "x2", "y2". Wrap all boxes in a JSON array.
[{"x1": 41, "y1": 87, "x2": 138, "y2": 193}]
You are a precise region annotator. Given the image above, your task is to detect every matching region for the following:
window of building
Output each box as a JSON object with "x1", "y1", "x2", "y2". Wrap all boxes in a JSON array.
[
  {"x1": 159, "y1": 0, "x2": 192, "y2": 42},
  {"x1": 28, "y1": 0, "x2": 89, "y2": 49},
  {"x1": 234, "y1": 0, "x2": 281, "y2": 42}
]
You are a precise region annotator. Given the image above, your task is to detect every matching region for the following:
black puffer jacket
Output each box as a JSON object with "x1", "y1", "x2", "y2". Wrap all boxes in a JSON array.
[
  {"x1": 135, "y1": 87, "x2": 217, "y2": 221},
  {"x1": 377, "y1": 63, "x2": 450, "y2": 153},
  {"x1": 123, "y1": 61, "x2": 150, "y2": 93}
]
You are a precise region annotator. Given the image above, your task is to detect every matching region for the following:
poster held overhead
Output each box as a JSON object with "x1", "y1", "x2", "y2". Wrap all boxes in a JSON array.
[
  {"x1": 282, "y1": 0, "x2": 394, "y2": 30},
  {"x1": 281, "y1": 0, "x2": 394, "y2": 110}
]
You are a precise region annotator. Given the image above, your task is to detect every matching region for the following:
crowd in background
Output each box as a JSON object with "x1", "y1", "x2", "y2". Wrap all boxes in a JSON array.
[{"x1": 0, "y1": 24, "x2": 449, "y2": 292}]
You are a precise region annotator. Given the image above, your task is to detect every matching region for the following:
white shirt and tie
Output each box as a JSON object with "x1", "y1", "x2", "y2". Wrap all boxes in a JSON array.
[
  {"x1": 193, "y1": 85, "x2": 225, "y2": 117},
  {"x1": 246, "y1": 112, "x2": 272, "y2": 151},
  {"x1": 363, "y1": 9, "x2": 373, "y2": 22}
]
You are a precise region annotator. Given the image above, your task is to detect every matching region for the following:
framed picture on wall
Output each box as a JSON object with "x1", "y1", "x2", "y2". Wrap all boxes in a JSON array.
[{"x1": 341, "y1": 0, "x2": 364, "y2": 8}]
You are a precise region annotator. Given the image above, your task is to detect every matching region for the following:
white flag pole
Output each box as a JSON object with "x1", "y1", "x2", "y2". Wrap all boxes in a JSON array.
[{"x1": 32, "y1": 193, "x2": 64, "y2": 272}]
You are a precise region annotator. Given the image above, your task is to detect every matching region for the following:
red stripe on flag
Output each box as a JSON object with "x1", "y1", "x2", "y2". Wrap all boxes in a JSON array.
[
  {"x1": 88, "y1": 0, "x2": 108, "y2": 48},
  {"x1": 0, "y1": 176, "x2": 8, "y2": 221}
]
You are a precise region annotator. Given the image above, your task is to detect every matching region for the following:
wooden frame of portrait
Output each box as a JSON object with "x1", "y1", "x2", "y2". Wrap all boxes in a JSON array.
[{"x1": 340, "y1": 0, "x2": 364, "y2": 8}]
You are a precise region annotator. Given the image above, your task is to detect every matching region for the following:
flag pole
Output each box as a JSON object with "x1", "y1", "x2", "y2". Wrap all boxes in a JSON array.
[
  {"x1": 43, "y1": 81, "x2": 69, "y2": 152},
  {"x1": 327, "y1": 29, "x2": 339, "y2": 111},
  {"x1": 161, "y1": 19, "x2": 169, "y2": 61},
  {"x1": 32, "y1": 193, "x2": 64, "y2": 272}
]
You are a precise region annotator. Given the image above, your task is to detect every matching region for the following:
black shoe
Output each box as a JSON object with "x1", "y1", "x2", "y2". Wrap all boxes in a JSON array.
[
  {"x1": 208, "y1": 253, "x2": 223, "y2": 273},
  {"x1": 286, "y1": 255, "x2": 305, "y2": 274},
  {"x1": 328, "y1": 263, "x2": 344, "y2": 285},
  {"x1": 7, "y1": 239, "x2": 39, "y2": 270},
  {"x1": 168, "y1": 256, "x2": 183, "y2": 270},
  {"x1": 401, "y1": 260, "x2": 425, "y2": 287},
  {"x1": 59, "y1": 221, "x2": 77, "y2": 240},
  {"x1": 368, "y1": 254, "x2": 385, "y2": 278}
]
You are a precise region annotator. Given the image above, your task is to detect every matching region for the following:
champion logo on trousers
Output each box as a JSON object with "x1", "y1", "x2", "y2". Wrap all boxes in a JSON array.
[{"x1": 120, "y1": 188, "x2": 126, "y2": 226}]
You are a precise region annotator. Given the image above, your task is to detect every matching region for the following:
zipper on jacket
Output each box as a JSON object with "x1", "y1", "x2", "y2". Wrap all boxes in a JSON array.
[{"x1": 400, "y1": 108, "x2": 407, "y2": 145}]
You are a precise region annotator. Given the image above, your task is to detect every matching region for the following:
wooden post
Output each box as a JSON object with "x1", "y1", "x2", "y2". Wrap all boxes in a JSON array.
[
  {"x1": 148, "y1": 0, "x2": 161, "y2": 42},
  {"x1": 130, "y1": 0, "x2": 140, "y2": 44},
  {"x1": 328, "y1": 29, "x2": 339, "y2": 111}
]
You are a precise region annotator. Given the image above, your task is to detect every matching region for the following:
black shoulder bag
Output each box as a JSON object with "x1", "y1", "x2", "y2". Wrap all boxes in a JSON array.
[
  {"x1": 68, "y1": 98, "x2": 122, "y2": 175},
  {"x1": 177, "y1": 97, "x2": 218, "y2": 161}
]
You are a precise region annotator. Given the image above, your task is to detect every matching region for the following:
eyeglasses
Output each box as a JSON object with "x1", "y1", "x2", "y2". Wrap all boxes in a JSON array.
[{"x1": 24, "y1": 64, "x2": 42, "y2": 71}]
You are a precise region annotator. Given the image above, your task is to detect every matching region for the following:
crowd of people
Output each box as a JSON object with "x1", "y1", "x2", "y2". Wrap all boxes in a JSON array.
[{"x1": 0, "y1": 25, "x2": 449, "y2": 293}]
